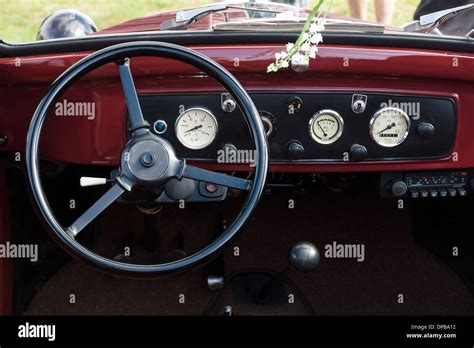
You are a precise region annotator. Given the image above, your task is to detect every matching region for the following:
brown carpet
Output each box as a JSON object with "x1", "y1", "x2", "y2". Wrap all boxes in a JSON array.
[{"x1": 25, "y1": 192, "x2": 474, "y2": 315}]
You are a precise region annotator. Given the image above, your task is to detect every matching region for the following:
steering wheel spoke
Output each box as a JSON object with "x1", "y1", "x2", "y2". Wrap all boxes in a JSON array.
[
  {"x1": 182, "y1": 164, "x2": 251, "y2": 191},
  {"x1": 117, "y1": 58, "x2": 150, "y2": 133},
  {"x1": 67, "y1": 183, "x2": 125, "y2": 238}
]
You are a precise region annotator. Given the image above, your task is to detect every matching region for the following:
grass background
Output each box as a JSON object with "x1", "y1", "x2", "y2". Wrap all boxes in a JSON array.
[{"x1": 1, "y1": 0, "x2": 419, "y2": 43}]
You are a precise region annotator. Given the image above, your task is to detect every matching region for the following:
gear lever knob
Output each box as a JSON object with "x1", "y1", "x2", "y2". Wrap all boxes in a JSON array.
[
  {"x1": 255, "y1": 241, "x2": 320, "y2": 303},
  {"x1": 289, "y1": 241, "x2": 320, "y2": 272}
]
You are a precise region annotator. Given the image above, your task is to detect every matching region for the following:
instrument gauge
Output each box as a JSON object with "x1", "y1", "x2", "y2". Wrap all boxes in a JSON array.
[
  {"x1": 309, "y1": 110, "x2": 344, "y2": 145},
  {"x1": 175, "y1": 108, "x2": 218, "y2": 150},
  {"x1": 369, "y1": 107, "x2": 410, "y2": 147}
]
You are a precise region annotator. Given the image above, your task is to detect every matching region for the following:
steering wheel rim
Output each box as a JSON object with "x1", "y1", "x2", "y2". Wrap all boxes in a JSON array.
[{"x1": 25, "y1": 41, "x2": 268, "y2": 277}]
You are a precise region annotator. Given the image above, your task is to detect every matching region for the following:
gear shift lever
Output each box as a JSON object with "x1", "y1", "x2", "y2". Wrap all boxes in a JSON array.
[{"x1": 255, "y1": 241, "x2": 320, "y2": 303}]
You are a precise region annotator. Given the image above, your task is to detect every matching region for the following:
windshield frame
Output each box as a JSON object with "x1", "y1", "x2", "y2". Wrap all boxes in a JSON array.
[{"x1": 1, "y1": 30, "x2": 473, "y2": 58}]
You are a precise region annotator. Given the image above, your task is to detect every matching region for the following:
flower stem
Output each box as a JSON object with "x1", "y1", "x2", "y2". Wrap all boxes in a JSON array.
[{"x1": 287, "y1": 0, "x2": 325, "y2": 58}]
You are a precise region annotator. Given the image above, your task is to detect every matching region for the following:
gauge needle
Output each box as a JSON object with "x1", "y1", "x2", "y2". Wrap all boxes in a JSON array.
[
  {"x1": 317, "y1": 121, "x2": 327, "y2": 137},
  {"x1": 377, "y1": 122, "x2": 396, "y2": 135},
  {"x1": 185, "y1": 125, "x2": 203, "y2": 133}
]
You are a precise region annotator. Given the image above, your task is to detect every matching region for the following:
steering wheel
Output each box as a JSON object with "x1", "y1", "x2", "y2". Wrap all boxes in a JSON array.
[{"x1": 25, "y1": 42, "x2": 268, "y2": 277}]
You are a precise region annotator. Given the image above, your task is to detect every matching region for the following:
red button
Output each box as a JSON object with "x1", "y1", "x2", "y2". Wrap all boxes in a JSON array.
[{"x1": 205, "y1": 182, "x2": 219, "y2": 193}]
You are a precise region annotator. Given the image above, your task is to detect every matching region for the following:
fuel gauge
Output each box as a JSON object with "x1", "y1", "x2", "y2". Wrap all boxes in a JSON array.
[{"x1": 309, "y1": 110, "x2": 344, "y2": 145}]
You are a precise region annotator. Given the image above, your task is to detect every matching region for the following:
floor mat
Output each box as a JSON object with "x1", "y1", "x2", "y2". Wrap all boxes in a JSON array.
[{"x1": 25, "y1": 192, "x2": 474, "y2": 315}]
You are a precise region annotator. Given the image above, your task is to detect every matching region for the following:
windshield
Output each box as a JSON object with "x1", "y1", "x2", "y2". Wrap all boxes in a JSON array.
[{"x1": 0, "y1": 0, "x2": 472, "y2": 43}]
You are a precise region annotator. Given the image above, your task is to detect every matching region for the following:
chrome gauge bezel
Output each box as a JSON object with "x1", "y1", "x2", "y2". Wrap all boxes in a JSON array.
[
  {"x1": 369, "y1": 107, "x2": 411, "y2": 148},
  {"x1": 308, "y1": 109, "x2": 344, "y2": 145},
  {"x1": 175, "y1": 107, "x2": 218, "y2": 150},
  {"x1": 261, "y1": 116, "x2": 273, "y2": 137}
]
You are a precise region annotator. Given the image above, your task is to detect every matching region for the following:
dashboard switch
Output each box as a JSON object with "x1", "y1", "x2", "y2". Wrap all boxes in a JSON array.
[
  {"x1": 351, "y1": 94, "x2": 367, "y2": 114},
  {"x1": 222, "y1": 99, "x2": 236, "y2": 113},
  {"x1": 205, "y1": 182, "x2": 219, "y2": 194},
  {"x1": 417, "y1": 122, "x2": 435, "y2": 139},
  {"x1": 287, "y1": 141, "x2": 304, "y2": 159},
  {"x1": 221, "y1": 93, "x2": 236, "y2": 113},
  {"x1": 153, "y1": 120, "x2": 167, "y2": 134},
  {"x1": 457, "y1": 187, "x2": 467, "y2": 196},
  {"x1": 438, "y1": 188, "x2": 448, "y2": 197},
  {"x1": 391, "y1": 180, "x2": 408, "y2": 196},
  {"x1": 448, "y1": 188, "x2": 457, "y2": 197},
  {"x1": 420, "y1": 190, "x2": 429, "y2": 198},
  {"x1": 0, "y1": 134, "x2": 8, "y2": 146},
  {"x1": 287, "y1": 96, "x2": 303, "y2": 114},
  {"x1": 350, "y1": 144, "x2": 368, "y2": 161},
  {"x1": 429, "y1": 189, "x2": 438, "y2": 198},
  {"x1": 410, "y1": 190, "x2": 419, "y2": 198}
]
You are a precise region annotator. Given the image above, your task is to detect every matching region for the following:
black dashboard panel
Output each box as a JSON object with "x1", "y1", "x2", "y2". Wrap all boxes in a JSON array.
[{"x1": 138, "y1": 93, "x2": 456, "y2": 162}]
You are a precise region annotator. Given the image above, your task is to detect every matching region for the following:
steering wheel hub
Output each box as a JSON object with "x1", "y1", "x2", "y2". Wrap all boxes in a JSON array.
[
  {"x1": 123, "y1": 138, "x2": 172, "y2": 187},
  {"x1": 140, "y1": 152, "x2": 156, "y2": 168}
]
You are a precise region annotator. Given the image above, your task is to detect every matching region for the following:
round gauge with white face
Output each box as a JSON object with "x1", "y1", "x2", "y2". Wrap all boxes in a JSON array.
[
  {"x1": 175, "y1": 108, "x2": 218, "y2": 150},
  {"x1": 309, "y1": 110, "x2": 344, "y2": 145},
  {"x1": 369, "y1": 107, "x2": 410, "y2": 147}
]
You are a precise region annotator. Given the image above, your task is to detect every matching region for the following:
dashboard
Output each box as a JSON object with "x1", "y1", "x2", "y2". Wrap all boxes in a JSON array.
[
  {"x1": 139, "y1": 92, "x2": 456, "y2": 163},
  {"x1": 0, "y1": 43, "x2": 473, "y2": 178}
]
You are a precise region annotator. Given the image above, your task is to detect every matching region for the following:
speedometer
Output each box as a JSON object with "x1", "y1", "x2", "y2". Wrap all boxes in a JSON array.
[
  {"x1": 175, "y1": 108, "x2": 218, "y2": 150},
  {"x1": 369, "y1": 107, "x2": 410, "y2": 147}
]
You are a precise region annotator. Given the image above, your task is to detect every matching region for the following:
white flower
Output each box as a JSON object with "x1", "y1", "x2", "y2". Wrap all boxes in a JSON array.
[
  {"x1": 301, "y1": 42, "x2": 311, "y2": 53},
  {"x1": 309, "y1": 22, "x2": 325, "y2": 34},
  {"x1": 275, "y1": 51, "x2": 287, "y2": 61},
  {"x1": 266, "y1": 3, "x2": 327, "y2": 74},
  {"x1": 266, "y1": 63, "x2": 277, "y2": 73},
  {"x1": 309, "y1": 45, "x2": 318, "y2": 59},
  {"x1": 311, "y1": 22, "x2": 325, "y2": 33},
  {"x1": 310, "y1": 33, "x2": 323, "y2": 44},
  {"x1": 291, "y1": 52, "x2": 308, "y2": 66}
]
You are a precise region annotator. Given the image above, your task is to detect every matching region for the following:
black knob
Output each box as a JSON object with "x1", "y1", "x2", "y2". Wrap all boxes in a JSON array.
[
  {"x1": 0, "y1": 134, "x2": 7, "y2": 146},
  {"x1": 350, "y1": 144, "x2": 368, "y2": 161},
  {"x1": 288, "y1": 141, "x2": 304, "y2": 159},
  {"x1": 417, "y1": 122, "x2": 435, "y2": 139},
  {"x1": 391, "y1": 180, "x2": 408, "y2": 196}
]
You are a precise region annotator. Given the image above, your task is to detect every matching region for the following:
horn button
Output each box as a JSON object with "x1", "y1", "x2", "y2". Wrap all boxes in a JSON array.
[{"x1": 123, "y1": 139, "x2": 171, "y2": 186}]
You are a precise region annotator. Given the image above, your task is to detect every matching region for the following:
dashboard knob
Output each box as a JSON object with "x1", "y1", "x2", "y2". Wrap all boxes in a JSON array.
[
  {"x1": 417, "y1": 122, "x2": 435, "y2": 139},
  {"x1": 391, "y1": 180, "x2": 408, "y2": 196},
  {"x1": 289, "y1": 241, "x2": 320, "y2": 272},
  {"x1": 0, "y1": 134, "x2": 8, "y2": 146},
  {"x1": 352, "y1": 99, "x2": 366, "y2": 114},
  {"x1": 288, "y1": 141, "x2": 304, "y2": 159},
  {"x1": 350, "y1": 144, "x2": 368, "y2": 161},
  {"x1": 222, "y1": 98, "x2": 236, "y2": 113}
]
